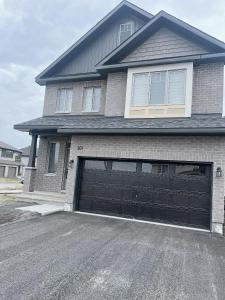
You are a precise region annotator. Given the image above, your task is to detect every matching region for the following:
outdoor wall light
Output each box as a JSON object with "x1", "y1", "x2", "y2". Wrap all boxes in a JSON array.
[
  {"x1": 69, "y1": 159, "x2": 74, "y2": 168},
  {"x1": 216, "y1": 167, "x2": 223, "y2": 178}
]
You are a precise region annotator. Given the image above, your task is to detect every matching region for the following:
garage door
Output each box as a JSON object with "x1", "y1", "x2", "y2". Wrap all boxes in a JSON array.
[
  {"x1": 7, "y1": 167, "x2": 17, "y2": 178},
  {"x1": 76, "y1": 159, "x2": 211, "y2": 229},
  {"x1": 0, "y1": 166, "x2": 5, "y2": 177}
]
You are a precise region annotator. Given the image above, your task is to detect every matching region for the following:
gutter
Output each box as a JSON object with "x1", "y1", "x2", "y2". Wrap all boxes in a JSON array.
[
  {"x1": 57, "y1": 127, "x2": 225, "y2": 135},
  {"x1": 96, "y1": 53, "x2": 225, "y2": 73}
]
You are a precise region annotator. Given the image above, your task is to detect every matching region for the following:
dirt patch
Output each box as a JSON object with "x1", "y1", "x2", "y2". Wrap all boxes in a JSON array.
[{"x1": 0, "y1": 196, "x2": 38, "y2": 225}]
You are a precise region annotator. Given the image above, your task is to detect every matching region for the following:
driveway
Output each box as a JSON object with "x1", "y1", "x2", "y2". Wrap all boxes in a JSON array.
[{"x1": 0, "y1": 212, "x2": 224, "y2": 300}]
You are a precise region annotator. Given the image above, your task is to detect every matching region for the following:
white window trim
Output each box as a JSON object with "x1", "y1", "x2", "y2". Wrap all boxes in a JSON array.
[
  {"x1": 125, "y1": 62, "x2": 193, "y2": 118},
  {"x1": 82, "y1": 87, "x2": 101, "y2": 113},
  {"x1": 55, "y1": 88, "x2": 73, "y2": 114},
  {"x1": 118, "y1": 22, "x2": 134, "y2": 44}
]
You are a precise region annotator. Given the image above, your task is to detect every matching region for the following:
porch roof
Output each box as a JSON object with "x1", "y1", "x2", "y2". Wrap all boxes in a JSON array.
[{"x1": 14, "y1": 114, "x2": 225, "y2": 135}]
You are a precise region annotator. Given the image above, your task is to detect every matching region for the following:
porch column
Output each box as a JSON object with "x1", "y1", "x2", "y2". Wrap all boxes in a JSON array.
[
  {"x1": 23, "y1": 134, "x2": 38, "y2": 192},
  {"x1": 28, "y1": 134, "x2": 38, "y2": 167}
]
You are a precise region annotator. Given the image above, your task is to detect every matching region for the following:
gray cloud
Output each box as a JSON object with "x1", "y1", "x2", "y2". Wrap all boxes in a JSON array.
[{"x1": 0, "y1": 0, "x2": 225, "y2": 148}]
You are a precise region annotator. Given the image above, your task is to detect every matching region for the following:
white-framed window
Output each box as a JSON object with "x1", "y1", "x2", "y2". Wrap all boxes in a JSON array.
[
  {"x1": 47, "y1": 142, "x2": 60, "y2": 174},
  {"x1": 125, "y1": 63, "x2": 193, "y2": 118},
  {"x1": 132, "y1": 69, "x2": 186, "y2": 106},
  {"x1": 82, "y1": 87, "x2": 101, "y2": 112},
  {"x1": 119, "y1": 22, "x2": 133, "y2": 44},
  {"x1": 56, "y1": 88, "x2": 73, "y2": 113}
]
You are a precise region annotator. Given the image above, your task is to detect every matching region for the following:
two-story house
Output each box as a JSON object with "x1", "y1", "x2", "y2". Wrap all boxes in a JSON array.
[
  {"x1": 0, "y1": 141, "x2": 22, "y2": 178},
  {"x1": 15, "y1": 1, "x2": 225, "y2": 234}
]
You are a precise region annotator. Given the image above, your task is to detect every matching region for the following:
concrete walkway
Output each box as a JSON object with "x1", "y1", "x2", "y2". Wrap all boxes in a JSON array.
[{"x1": 16, "y1": 204, "x2": 64, "y2": 216}]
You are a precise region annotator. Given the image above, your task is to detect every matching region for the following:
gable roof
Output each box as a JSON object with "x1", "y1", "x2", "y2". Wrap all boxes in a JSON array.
[
  {"x1": 97, "y1": 10, "x2": 225, "y2": 67},
  {"x1": 35, "y1": 0, "x2": 153, "y2": 85},
  {"x1": 0, "y1": 141, "x2": 21, "y2": 153},
  {"x1": 20, "y1": 146, "x2": 31, "y2": 156}
]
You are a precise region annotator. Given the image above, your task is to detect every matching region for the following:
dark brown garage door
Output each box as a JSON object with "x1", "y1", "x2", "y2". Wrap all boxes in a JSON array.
[{"x1": 76, "y1": 159, "x2": 211, "y2": 229}]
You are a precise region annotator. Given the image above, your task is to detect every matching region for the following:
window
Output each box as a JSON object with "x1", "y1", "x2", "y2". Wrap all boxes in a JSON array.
[
  {"x1": 175, "y1": 164, "x2": 206, "y2": 176},
  {"x1": 83, "y1": 87, "x2": 101, "y2": 112},
  {"x1": 125, "y1": 63, "x2": 193, "y2": 118},
  {"x1": 1, "y1": 149, "x2": 13, "y2": 158},
  {"x1": 56, "y1": 88, "x2": 73, "y2": 113},
  {"x1": 142, "y1": 163, "x2": 168, "y2": 174},
  {"x1": 112, "y1": 161, "x2": 136, "y2": 172},
  {"x1": 48, "y1": 142, "x2": 60, "y2": 173},
  {"x1": 132, "y1": 69, "x2": 186, "y2": 106},
  {"x1": 85, "y1": 160, "x2": 107, "y2": 170},
  {"x1": 119, "y1": 23, "x2": 133, "y2": 44}
]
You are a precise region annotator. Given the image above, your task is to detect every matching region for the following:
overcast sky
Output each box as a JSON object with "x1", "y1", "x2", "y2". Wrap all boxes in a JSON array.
[{"x1": 0, "y1": 0, "x2": 225, "y2": 148}]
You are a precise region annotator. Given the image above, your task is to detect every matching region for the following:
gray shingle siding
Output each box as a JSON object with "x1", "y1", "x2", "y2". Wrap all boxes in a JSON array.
[{"x1": 120, "y1": 27, "x2": 209, "y2": 63}]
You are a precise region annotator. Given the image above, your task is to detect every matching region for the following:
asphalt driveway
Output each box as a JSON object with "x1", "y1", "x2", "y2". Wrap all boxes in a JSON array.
[{"x1": 0, "y1": 212, "x2": 225, "y2": 300}]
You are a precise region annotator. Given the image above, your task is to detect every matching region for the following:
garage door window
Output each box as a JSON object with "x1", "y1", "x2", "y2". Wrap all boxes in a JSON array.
[
  {"x1": 142, "y1": 163, "x2": 168, "y2": 174},
  {"x1": 112, "y1": 161, "x2": 136, "y2": 172},
  {"x1": 85, "y1": 160, "x2": 107, "y2": 170},
  {"x1": 175, "y1": 164, "x2": 206, "y2": 176}
]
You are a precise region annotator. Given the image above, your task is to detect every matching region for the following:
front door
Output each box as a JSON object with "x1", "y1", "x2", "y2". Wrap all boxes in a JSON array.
[{"x1": 61, "y1": 142, "x2": 71, "y2": 190}]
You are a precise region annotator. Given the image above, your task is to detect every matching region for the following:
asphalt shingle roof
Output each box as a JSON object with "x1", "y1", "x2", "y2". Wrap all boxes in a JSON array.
[
  {"x1": 14, "y1": 114, "x2": 225, "y2": 134},
  {"x1": 0, "y1": 141, "x2": 21, "y2": 152}
]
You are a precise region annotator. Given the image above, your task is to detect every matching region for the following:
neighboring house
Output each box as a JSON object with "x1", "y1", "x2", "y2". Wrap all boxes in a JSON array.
[
  {"x1": 20, "y1": 146, "x2": 38, "y2": 176},
  {"x1": 15, "y1": 1, "x2": 225, "y2": 234},
  {"x1": 0, "y1": 141, "x2": 22, "y2": 178}
]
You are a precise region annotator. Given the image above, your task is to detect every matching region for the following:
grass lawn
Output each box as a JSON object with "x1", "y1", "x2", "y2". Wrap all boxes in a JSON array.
[
  {"x1": 0, "y1": 178, "x2": 20, "y2": 183},
  {"x1": 0, "y1": 194, "x2": 16, "y2": 204},
  {"x1": 0, "y1": 183, "x2": 22, "y2": 191}
]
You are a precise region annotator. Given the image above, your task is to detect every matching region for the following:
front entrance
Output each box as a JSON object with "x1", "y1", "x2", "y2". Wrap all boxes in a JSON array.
[
  {"x1": 75, "y1": 158, "x2": 212, "y2": 229},
  {"x1": 61, "y1": 142, "x2": 71, "y2": 190}
]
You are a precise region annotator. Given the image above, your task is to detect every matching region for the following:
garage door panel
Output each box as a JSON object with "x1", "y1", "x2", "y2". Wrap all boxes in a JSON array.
[
  {"x1": 170, "y1": 177, "x2": 210, "y2": 193},
  {"x1": 77, "y1": 159, "x2": 211, "y2": 229}
]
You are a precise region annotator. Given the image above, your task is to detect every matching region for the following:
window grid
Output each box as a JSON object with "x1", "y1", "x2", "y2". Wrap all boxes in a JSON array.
[
  {"x1": 132, "y1": 69, "x2": 186, "y2": 106},
  {"x1": 56, "y1": 88, "x2": 73, "y2": 113},
  {"x1": 82, "y1": 87, "x2": 101, "y2": 112},
  {"x1": 119, "y1": 22, "x2": 133, "y2": 44}
]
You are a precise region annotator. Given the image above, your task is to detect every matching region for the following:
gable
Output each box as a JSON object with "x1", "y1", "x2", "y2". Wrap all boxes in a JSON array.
[
  {"x1": 97, "y1": 11, "x2": 225, "y2": 68},
  {"x1": 120, "y1": 27, "x2": 209, "y2": 63},
  {"x1": 56, "y1": 13, "x2": 146, "y2": 76},
  {"x1": 36, "y1": 1, "x2": 153, "y2": 85}
]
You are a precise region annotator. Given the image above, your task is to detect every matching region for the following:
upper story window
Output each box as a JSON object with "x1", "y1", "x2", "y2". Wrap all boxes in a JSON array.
[
  {"x1": 125, "y1": 62, "x2": 193, "y2": 118},
  {"x1": 132, "y1": 69, "x2": 186, "y2": 106},
  {"x1": 119, "y1": 23, "x2": 133, "y2": 44},
  {"x1": 56, "y1": 88, "x2": 73, "y2": 113},
  {"x1": 82, "y1": 87, "x2": 101, "y2": 112},
  {"x1": 1, "y1": 149, "x2": 13, "y2": 158}
]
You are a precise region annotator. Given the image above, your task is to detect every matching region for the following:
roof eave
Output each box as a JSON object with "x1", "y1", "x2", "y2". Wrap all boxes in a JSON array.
[
  {"x1": 96, "y1": 53, "x2": 225, "y2": 74},
  {"x1": 58, "y1": 127, "x2": 225, "y2": 135},
  {"x1": 36, "y1": 73, "x2": 103, "y2": 85}
]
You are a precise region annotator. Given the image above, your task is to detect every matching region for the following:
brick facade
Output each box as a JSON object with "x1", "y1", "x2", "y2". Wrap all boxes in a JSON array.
[
  {"x1": 63, "y1": 135, "x2": 225, "y2": 229},
  {"x1": 35, "y1": 136, "x2": 70, "y2": 192},
  {"x1": 42, "y1": 62, "x2": 224, "y2": 117}
]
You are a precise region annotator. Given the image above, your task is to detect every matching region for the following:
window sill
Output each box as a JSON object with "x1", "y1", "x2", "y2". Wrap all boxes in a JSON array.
[
  {"x1": 44, "y1": 173, "x2": 56, "y2": 177},
  {"x1": 55, "y1": 112, "x2": 71, "y2": 114}
]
